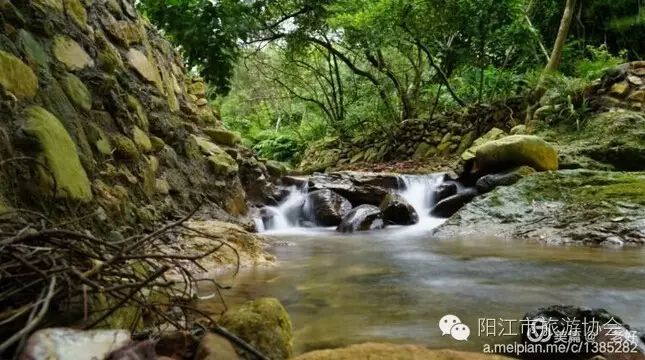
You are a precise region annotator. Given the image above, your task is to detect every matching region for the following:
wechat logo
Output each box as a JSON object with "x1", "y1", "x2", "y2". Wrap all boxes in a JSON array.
[{"x1": 439, "y1": 314, "x2": 470, "y2": 341}]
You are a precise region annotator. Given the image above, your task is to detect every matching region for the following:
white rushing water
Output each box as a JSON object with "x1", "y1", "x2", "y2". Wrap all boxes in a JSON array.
[
  {"x1": 396, "y1": 173, "x2": 448, "y2": 230},
  {"x1": 258, "y1": 173, "x2": 448, "y2": 233},
  {"x1": 257, "y1": 185, "x2": 308, "y2": 232}
]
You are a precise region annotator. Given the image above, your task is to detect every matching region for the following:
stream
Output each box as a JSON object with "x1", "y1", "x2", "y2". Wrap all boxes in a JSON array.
[{"x1": 206, "y1": 174, "x2": 645, "y2": 355}]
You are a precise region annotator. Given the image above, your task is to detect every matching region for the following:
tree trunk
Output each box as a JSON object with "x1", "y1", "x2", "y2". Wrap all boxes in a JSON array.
[{"x1": 545, "y1": 0, "x2": 577, "y2": 73}]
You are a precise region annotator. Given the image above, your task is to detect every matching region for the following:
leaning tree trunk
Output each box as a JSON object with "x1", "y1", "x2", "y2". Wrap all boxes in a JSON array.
[
  {"x1": 545, "y1": 0, "x2": 578, "y2": 73},
  {"x1": 525, "y1": 0, "x2": 578, "y2": 123}
]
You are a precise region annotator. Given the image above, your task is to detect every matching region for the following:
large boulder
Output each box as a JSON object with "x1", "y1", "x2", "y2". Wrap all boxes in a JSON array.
[
  {"x1": 430, "y1": 188, "x2": 478, "y2": 218},
  {"x1": 475, "y1": 166, "x2": 536, "y2": 193},
  {"x1": 304, "y1": 189, "x2": 352, "y2": 226},
  {"x1": 337, "y1": 205, "x2": 385, "y2": 233},
  {"x1": 435, "y1": 170, "x2": 645, "y2": 247},
  {"x1": 219, "y1": 298, "x2": 293, "y2": 360},
  {"x1": 380, "y1": 193, "x2": 418, "y2": 225},
  {"x1": 308, "y1": 172, "x2": 401, "y2": 206},
  {"x1": 461, "y1": 127, "x2": 506, "y2": 161},
  {"x1": 433, "y1": 182, "x2": 458, "y2": 203},
  {"x1": 473, "y1": 135, "x2": 559, "y2": 173},
  {"x1": 554, "y1": 111, "x2": 645, "y2": 171}
]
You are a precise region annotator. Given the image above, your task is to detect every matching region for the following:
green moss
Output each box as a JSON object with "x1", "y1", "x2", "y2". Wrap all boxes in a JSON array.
[
  {"x1": 132, "y1": 126, "x2": 152, "y2": 153},
  {"x1": 475, "y1": 135, "x2": 559, "y2": 171},
  {"x1": 60, "y1": 73, "x2": 92, "y2": 112},
  {"x1": 192, "y1": 135, "x2": 239, "y2": 175},
  {"x1": 111, "y1": 134, "x2": 140, "y2": 159},
  {"x1": 126, "y1": 95, "x2": 149, "y2": 130},
  {"x1": 52, "y1": 36, "x2": 94, "y2": 71},
  {"x1": 17, "y1": 30, "x2": 49, "y2": 69},
  {"x1": 203, "y1": 127, "x2": 241, "y2": 146},
  {"x1": 220, "y1": 298, "x2": 293, "y2": 360},
  {"x1": 63, "y1": 0, "x2": 87, "y2": 28},
  {"x1": 0, "y1": 50, "x2": 38, "y2": 99},
  {"x1": 150, "y1": 136, "x2": 165, "y2": 153},
  {"x1": 86, "y1": 123, "x2": 112, "y2": 155},
  {"x1": 32, "y1": 0, "x2": 64, "y2": 12},
  {"x1": 23, "y1": 106, "x2": 92, "y2": 202}
]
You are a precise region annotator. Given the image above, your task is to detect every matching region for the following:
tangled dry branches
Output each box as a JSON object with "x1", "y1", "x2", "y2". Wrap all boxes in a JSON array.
[{"x1": 0, "y1": 205, "x2": 241, "y2": 356}]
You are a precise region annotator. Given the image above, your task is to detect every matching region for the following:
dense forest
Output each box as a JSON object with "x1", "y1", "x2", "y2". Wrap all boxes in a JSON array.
[{"x1": 139, "y1": 0, "x2": 643, "y2": 165}]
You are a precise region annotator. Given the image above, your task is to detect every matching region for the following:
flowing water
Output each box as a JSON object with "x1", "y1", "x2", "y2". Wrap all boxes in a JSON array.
[{"x1": 206, "y1": 175, "x2": 645, "y2": 354}]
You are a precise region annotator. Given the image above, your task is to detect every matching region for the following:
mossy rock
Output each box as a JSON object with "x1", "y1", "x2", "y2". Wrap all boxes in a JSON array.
[
  {"x1": 52, "y1": 36, "x2": 94, "y2": 71},
  {"x1": 17, "y1": 30, "x2": 50, "y2": 69},
  {"x1": 474, "y1": 135, "x2": 558, "y2": 172},
  {"x1": 203, "y1": 127, "x2": 241, "y2": 146},
  {"x1": 126, "y1": 95, "x2": 149, "y2": 130},
  {"x1": 187, "y1": 81, "x2": 207, "y2": 97},
  {"x1": 22, "y1": 106, "x2": 92, "y2": 202},
  {"x1": 150, "y1": 136, "x2": 165, "y2": 153},
  {"x1": 126, "y1": 48, "x2": 161, "y2": 86},
  {"x1": 31, "y1": 0, "x2": 64, "y2": 12},
  {"x1": 103, "y1": 17, "x2": 144, "y2": 47},
  {"x1": 190, "y1": 135, "x2": 239, "y2": 175},
  {"x1": 548, "y1": 110, "x2": 645, "y2": 171},
  {"x1": 461, "y1": 127, "x2": 506, "y2": 161},
  {"x1": 85, "y1": 123, "x2": 112, "y2": 155},
  {"x1": 63, "y1": 0, "x2": 87, "y2": 28},
  {"x1": 436, "y1": 170, "x2": 645, "y2": 246},
  {"x1": 220, "y1": 298, "x2": 293, "y2": 360},
  {"x1": 265, "y1": 160, "x2": 287, "y2": 178},
  {"x1": 60, "y1": 73, "x2": 92, "y2": 112},
  {"x1": 0, "y1": 50, "x2": 38, "y2": 99},
  {"x1": 132, "y1": 126, "x2": 152, "y2": 153},
  {"x1": 111, "y1": 134, "x2": 140, "y2": 159}
]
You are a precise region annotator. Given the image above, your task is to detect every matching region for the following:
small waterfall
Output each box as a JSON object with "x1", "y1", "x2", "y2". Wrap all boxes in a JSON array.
[
  {"x1": 398, "y1": 174, "x2": 445, "y2": 216},
  {"x1": 259, "y1": 185, "x2": 308, "y2": 232},
  {"x1": 397, "y1": 174, "x2": 447, "y2": 229}
]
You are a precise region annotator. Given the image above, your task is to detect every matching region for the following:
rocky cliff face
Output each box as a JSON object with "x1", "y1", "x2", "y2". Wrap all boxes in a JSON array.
[{"x1": 0, "y1": 0, "x2": 272, "y2": 228}]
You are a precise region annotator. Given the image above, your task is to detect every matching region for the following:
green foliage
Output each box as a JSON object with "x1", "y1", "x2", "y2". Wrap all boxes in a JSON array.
[
  {"x1": 137, "y1": 0, "x2": 259, "y2": 94},
  {"x1": 574, "y1": 45, "x2": 628, "y2": 80},
  {"x1": 253, "y1": 134, "x2": 303, "y2": 163}
]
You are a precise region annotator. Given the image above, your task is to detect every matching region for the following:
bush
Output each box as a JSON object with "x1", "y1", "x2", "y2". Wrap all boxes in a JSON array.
[
  {"x1": 574, "y1": 44, "x2": 627, "y2": 80},
  {"x1": 252, "y1": 133, "x2": 303, "y2": 164}
]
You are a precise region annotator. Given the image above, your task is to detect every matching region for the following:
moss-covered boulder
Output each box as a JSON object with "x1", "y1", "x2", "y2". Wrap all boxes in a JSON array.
[
  {"x1": 22, "y1": 106, "x2": 92, "y2": 202},
  {"x1": 126, "y1": 48, "x2": 160, "y2": 85},
  {"x1": 60, "y1": 73, "x2": 92, "y2": 111},
  {"x1": 436, "y1": 170, "x2": 645, "y2": 247},
  {"x1": 461, "y1": 127, "x2": 506, "y2": 161},
  {"x1": 52, "y1": 36, "x2": 94, "y2": 71},
  {"x1": 132, "y1": 126, "x2": 152, "y2": 153},
  {"x1": 63, "y1": 0, "x2": 87, "y2": 28},
  {"x1": 547, "y1": 110, "x2": 645, "y2": 171},
  {"x1": 203, "y1": 127, "x2": 241, "y2": 146},
  {"x1": 192, "y1": 136, "x2": 238, "y2": 175},
  {"x1": 220, "y1": 297, "x2": 293, "y2": 360},
  {"x1": 112, "y1": 133, "x2": 140, "y2": 160},
  {"x1": 0, "y1": 50, "x2": 38, "y2": 99},
  {"x1": 473, "y1": 135, "x2": 558, "y2": 172}
]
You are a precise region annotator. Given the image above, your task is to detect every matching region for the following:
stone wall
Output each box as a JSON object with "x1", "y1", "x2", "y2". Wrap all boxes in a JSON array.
[
  {"x1": 299, "y1": 98, "x2": 525, "y2": 173},
  {"x1": 0, "y1": 0, "x2": 272, "y2": 228}
]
